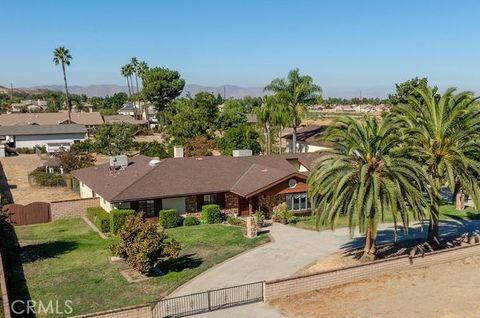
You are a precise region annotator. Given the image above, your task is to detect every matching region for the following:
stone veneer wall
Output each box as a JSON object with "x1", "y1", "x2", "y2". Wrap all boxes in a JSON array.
[
  {"x1": 258, "y1": 194, "x2": 286, "y2": 217},
  {"x1": 223, "y1": 192, "x2": 238, "y2": 216},
  {"x1": 50, "y1": 197, "x2": 100, "y2": 221},
  {"x1": 185, "y1": 196, "x2": 197, "y2": 213},
  {"x1": 71, "y1": 305, "x2": 151, "y2": 318}
]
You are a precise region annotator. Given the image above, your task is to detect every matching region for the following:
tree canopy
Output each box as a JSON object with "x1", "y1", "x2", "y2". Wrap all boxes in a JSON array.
[
  {"x1": 142, "y1": 67, "x2": 185, "y2": 115},
  {"x1": 218, "y1": 124, "x2": 261, "y2": 156}
]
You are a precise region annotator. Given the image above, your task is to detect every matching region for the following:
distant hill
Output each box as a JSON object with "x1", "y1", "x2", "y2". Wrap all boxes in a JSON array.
[{"x1": 19, "y1": 84, "x2": 265, "y2": 98}]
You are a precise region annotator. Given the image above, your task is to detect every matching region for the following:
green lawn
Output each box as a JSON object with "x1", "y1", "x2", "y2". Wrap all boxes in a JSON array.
[
  {"x1": 291, "y1": 204, "x2": 480, "y2": 231},
  {"x1": 8, "y1": 219, "x2": 269, "y2": 317}
]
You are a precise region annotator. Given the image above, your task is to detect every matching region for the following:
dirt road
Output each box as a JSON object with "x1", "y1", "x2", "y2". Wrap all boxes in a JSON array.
[{"x1": 272, "y1": 256, "x2": 480, "y2": 317}]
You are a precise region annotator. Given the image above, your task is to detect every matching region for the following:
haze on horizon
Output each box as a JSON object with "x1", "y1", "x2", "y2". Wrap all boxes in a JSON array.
[{"x1": 1, "y1": 0, "x2": 479, "y2": 98}]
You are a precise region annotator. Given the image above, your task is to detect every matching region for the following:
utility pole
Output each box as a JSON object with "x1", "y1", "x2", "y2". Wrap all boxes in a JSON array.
[
  {"x1": 10, "y1": 83, "x2": 13, "y2": 99},
  {"x1": 223, "y1": 86, "x2": 226, "y2": 100}
]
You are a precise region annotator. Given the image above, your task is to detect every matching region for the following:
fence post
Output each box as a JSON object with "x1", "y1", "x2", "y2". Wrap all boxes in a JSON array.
[{"x1": 207, "y1": 290, "x2": 211, "y2": 311}]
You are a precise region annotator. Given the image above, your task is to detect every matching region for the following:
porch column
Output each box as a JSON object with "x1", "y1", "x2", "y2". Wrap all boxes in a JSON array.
[{"x1": 248, "y1": 198, "x2": 253, "y2": 215}]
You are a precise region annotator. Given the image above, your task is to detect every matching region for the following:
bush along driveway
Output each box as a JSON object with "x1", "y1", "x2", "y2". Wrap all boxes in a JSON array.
[{"x1": 8, "y1": 219, "x2": 269, "y2": 317}]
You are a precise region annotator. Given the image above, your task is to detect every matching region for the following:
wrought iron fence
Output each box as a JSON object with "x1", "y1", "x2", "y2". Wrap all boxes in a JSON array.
[{"x1": 151, "y1": 281, "x2": 264, "y2": 318}]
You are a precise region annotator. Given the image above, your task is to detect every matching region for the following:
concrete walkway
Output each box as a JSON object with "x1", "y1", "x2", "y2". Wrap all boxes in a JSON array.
[{"x1": 172, "y1": 219, "x2": 480, "y2": 317}]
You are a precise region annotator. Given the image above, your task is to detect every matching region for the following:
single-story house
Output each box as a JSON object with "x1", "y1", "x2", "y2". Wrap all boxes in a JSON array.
[
  {"x1": 71, "y1": 152, "x2": 322, "y2": 217},
  {"x1": 282, "y1": 125, "x2": 334, "y2": 153},
  {"x1": 0, "y1": 112, "x2": 104, "y2": 134},
  {"x1": 0, "y1": 124, "x2": 87, "y2": 153}
]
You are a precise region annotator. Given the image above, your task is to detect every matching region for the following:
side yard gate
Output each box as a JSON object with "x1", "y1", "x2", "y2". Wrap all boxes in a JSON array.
[
  {"x1": 3, "y1": 202, "x2": 51, "y2": 225},
  {"x1": 151, "y1": 281, "x2": 264, "y2": 318}
]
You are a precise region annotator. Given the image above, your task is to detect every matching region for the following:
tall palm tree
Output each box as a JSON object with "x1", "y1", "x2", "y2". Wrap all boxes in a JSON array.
[
  {"x1": 254, "y1": 96, "x2": 275, "y2": 154},
  {"x1": 265, "y1": 69, "x2": 322, "y2": 153},
  {"x1": 308, "y1": 116, "x2": 432, "y2": 259},
  {"x1": 390, "y1": 86, "x2": 480, "y2": 244},
  {"x1": 130, "y1": 57, "x2": 140, "y2": 95},
  {"x1": 121, "y1": 64, "x2": 137, "y2": 118},
  {"x1": 53, "y1": 46, "x2": 72, "y2": 123},
  {"x1": 137, "y1": 61, "x2": 149, "y2": 124}
]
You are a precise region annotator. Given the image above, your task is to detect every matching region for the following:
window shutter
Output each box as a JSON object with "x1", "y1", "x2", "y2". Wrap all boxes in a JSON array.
[
  {"x1": 196, "y1": 195, "x2": 204, "y2": 211},
  {"x1": 217, "y1": 193, "x2": 226, "y2": 208}
]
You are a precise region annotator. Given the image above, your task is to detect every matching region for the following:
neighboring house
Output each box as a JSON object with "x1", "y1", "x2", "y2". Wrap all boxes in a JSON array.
[
  {"x1": 118, "y1": 103, "x2": 136, "y2": 116},
  {"x1": 71, "y1": 152, "x2": 322, "y2": 217},
  {"x1": 0, "y1": 124, "x2": 87, "y2": 153},
  {"x1": 0, "y1": 112, "x2": 104, "y2": 134},
  {"x1": 246, "y1": 113, "x2": 258, "y2": 125},
  {"x1": 104, "y1": 115, "x2": 148, "y2": 126},
  {"x1": 10, "y1": 99, "x2": 48, "y2": 113},
  {"x1": 282, "y1": 125, "x2": 334, "y2": 153}
]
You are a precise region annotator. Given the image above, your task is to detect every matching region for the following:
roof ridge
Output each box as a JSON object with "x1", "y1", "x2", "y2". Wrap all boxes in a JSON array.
[{"x1": 111, "y1": 156, "x2": 168, "y2": 201}]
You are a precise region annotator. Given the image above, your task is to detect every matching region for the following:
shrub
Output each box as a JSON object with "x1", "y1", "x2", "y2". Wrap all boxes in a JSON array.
[
  {"x1": 254, "y1": 210, "x2": 265, "y2": 225},
  {"x1": 272, "y1": 202, "x2": 293, "y2": 224},
  {"x1": 110, "y1": 209, "x2": 135, "y2": 234},
  {"x1": 183, "y1": 216, "x2": 200, "y2": 226},
  {"x1": 87, "y1": 207, "x2": 110, "y2": 233},
  {"x1": 111, "y1": 213, "x2": 181, "y2": 274},
  {"x1": 159, "y1": 209, "x2": 178, "y2": 229},
  {"x1": 70, "y1": 139, "x2": 96, "y2": 152},
  {"x1": 29, "y1": 167, "x2": 66, "y2": 187},
  {"x1": 227, "y1": 216, "x2": 246, "y2": 227},
  {"x1": 201, "y1": 204, "x2": 223, "y2": 224}
]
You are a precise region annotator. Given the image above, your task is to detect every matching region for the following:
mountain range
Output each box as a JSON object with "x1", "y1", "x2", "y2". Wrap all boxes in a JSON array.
[{"x1": 14, "y1": 84, "x2": 265, "y2": 98}]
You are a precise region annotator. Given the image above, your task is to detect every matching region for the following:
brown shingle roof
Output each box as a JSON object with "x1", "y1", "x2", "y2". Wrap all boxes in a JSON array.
[
  {"x1": 72, "y1": 153, "x2": 323, "y2": 202},
  {"x1": 0, "y1": 112, "x2": 104, "y2": 126},
  {"x1": 103, "y1": 115, "x2": 147, "y2": 125}
]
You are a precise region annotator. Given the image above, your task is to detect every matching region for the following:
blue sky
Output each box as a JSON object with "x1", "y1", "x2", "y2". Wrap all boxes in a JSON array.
[{"x1": 1, "y1": 0, "x2": 479, "y2": 97}]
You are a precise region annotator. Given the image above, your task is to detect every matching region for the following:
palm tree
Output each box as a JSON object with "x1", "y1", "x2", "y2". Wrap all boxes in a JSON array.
[
  {"x1": 390, "y1": 86, "x2": 480, "y2": 244},
  {"x1": 308, "y1": 116, "x2": 432, "y2": 259},
  {"x1": 53, "y1": 46, "x2": 72, "y2": 123},
  {"x1": 137, "y1": 61, "x2": 149, "y2": 125},
  {"x1": 265, "y1": 69, "x2": 322, "y2": 153},
  {"x1": 130, "y1": 57, "x2": 140, "y2": 95},
  {"x1": 254, "y1": 96, "x2": 275, "y2": 154},
  {"x1": 121, "y1": 64, "x2": 137, "y2": 118}
]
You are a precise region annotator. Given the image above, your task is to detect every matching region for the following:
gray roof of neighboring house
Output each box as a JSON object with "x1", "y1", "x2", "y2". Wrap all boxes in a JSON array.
[
  {"x1": 0, "y1": 112, "x2": 104, "y2": 126},
  {"x1": 0, "y1": 124, "x2": 87, "y2": 136},
  {"x1": 120, "y1": 103, "x2": 134, "y2": 111},
  {"x1": 71, "y1": 153, "x2": 322, "y2": 202},
  {"x1": 282, "y1": 125, "x2": 335, "y2": 148}
]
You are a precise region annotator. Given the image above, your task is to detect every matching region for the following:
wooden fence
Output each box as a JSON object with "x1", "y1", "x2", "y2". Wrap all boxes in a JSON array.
[{"x1": 3, "y1": 202, "x2": 51, "y2": 226}]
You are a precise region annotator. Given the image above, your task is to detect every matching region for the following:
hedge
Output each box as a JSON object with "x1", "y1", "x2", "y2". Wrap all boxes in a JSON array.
[
  {"x1": 159, "y1": 209, "x2": 178, "y2": 229},
  {"x1": 29, "y1": 167, "x2": 66, "y2": 187},
  {"x1": 201, "y1": 204, "x2": 223, "y2": 224},
  {"x1": 183, "y1": 216, "x2": 200, "y2": 226},
  {"x1": 87, "y1": 207, "x2": 110, "y2": 233},
  {"x1": 110, "y1": 209, "x2": 135, "y2": 234}
]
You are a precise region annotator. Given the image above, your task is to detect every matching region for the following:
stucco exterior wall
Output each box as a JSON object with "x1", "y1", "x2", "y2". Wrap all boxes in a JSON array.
[
  {"x1": 13, "y1": 133, "x2": 86, "y2": 149},
  {"x1": 100, "y1": 197, "x2": 114, "y2": 212},
  {"x1": 79, "y1": 181, "x2": 97, "y2": 199},
  {"x1": 287, "y1": 140, "x2": 330, "y2": 153}
]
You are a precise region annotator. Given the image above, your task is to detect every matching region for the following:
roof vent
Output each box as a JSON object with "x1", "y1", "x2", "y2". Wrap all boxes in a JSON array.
[
  {"x1": 149, "y1": 159, "x2": 161, "y2": 167},
  {"x1": 232, "y1": 149, "x2": 252, "y2": 157},
  {"x1": 261, "y1": 168, "x2": 269, "y2": 172},
  {"x1": 109, "y1": 155, "x2": 128, "y2": 170}
]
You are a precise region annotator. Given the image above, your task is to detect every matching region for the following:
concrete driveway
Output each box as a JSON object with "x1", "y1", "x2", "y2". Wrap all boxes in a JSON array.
[{"x1": 171, "y1": 219, "x2": 480, "y2": 317}]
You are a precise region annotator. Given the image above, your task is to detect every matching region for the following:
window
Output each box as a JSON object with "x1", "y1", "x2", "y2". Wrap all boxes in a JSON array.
[
  {"x1": 139, "y1": 200, "x2": 155, "y2": 217},
  {"x1": 204, "y1": 194, "x2": 217, "y2": 205},
  {"x1": 286, "y1": 193, "x2": 310, "y2": 211}
]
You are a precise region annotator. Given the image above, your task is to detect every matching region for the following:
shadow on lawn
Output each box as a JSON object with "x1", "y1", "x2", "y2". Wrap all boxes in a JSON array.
[
  {"x1": 160, "y1": 253, "x2": 203, "y2": 274},
  {"x1": 20, "y1": 240, "x2": 78, "y2": 263},
  {"x1": 0, "y1": 223, "x2": 34, "y2": 318},
  {"x1": 341, "y1": 218, "x2": 480, "y2": 252}
]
